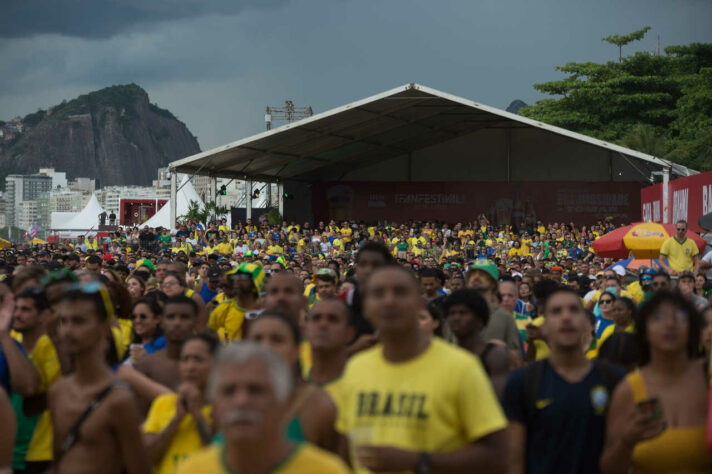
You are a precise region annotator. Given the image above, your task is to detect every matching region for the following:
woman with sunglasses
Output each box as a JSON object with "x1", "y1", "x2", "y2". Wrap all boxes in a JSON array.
[
  {"x1": 126, "y1": 296, "x2": 165, "y2": 365},
  {"x1": 601, "y1": 291, "x2": 712, "y2": 473},
  {"x1": 596, "y1": 291, "x2": 617, "y2": 340},
  {"x1": 593, "y1": 297, "x2": 636, "y2": 357}
]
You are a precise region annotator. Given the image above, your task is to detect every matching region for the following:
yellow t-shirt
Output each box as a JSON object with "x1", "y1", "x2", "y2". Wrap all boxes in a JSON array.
[
  {"x1": 216, "y1": 242, "x2": 233, "y2": 255},
  {"x1": 334, "y1": 338, "x2": 506, "y2": 474},
  {"x1": 297, "y1": 239, "x2": 308, "y2": 253},
  {"x1": 340, "y1": 227, "x2": 353, "y2": 243},
  {"x1": 531, "y1": 316, "x2": 551, "y2": 361},
  {"x1": 176, "y1": 443, "x2": 349, "y2": 474},
  {"x1": 218, "y1": 225, "x2": 230, "y2": 233},
  {"x1": 626, "y1": 281, "x2": 645, "y2": 304},
  {"x1": 508, "y1": 247, "x2": 522, "y2": 257},
  {"x1": 26, "y1": 335, "x2": 62, "y2": 462},
  {"x1": 117, "y1": 318, "x2": 133, "y2": 354},
  {"x1": 660, "y1": 237, "x2": 699, "y2": 272},
  {"x1": 300, "y1": 340, "x2": 313, "y2": 379},
  {"x1": 209, "y1": 301, "x2": 247, "y2": 342},
  {"x1": 267, "y1": 245, "x2": 283, "y2": 255},
  {"x1": 143, "y1": 394, "x2": 212, "y2": 474}
]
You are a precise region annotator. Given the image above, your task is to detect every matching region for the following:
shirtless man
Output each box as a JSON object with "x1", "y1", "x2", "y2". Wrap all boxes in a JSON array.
[
  {"x1": 135, "y1": 295, "x2": 198, "y2": 390},
  {"x1": 48, "y1": 283, "x2": 149, "y2": 474}
]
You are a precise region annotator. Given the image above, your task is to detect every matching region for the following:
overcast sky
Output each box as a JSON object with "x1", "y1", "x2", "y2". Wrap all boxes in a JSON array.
[{"x1": 1, "y1": 0, "x2": 711, "y2": 151}]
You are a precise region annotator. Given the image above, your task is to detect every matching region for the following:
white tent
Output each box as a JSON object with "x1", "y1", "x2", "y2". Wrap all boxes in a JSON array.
[
  {"x1": 142, "y1": 176, "x2": 205, "y2": 229},
  {"x1": 51, "y1": 212, "x2": 78, "y2": 230},
  {"x1": 51, "y1": 194, "x2": 104, "y2": 237}
]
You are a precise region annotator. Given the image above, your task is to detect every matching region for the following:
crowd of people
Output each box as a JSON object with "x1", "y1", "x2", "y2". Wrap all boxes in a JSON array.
[{"x1": 0, "y1": 216, "x2": 711, "y2": 473}]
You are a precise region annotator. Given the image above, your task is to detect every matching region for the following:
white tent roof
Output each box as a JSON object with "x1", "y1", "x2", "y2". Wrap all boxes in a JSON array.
[
  {"x1": 142, "y1": 176, "x2": 204, "y2": 229},
  {"x1": 169, "y1": 82, "x2": 696, "y2": 182},
  {"x1": 50, "y1": 212, "x2": 78, "y2": 230},
  {"x1": 51, "y1": 194, "x2": 104, "y2": 232}
]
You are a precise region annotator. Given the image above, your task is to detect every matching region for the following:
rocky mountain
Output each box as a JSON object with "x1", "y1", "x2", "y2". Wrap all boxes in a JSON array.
[
  {"x1": 506, "y1": 99, "x2": 528, "y2": 114},
  {"x1": 0, "y1": 84, "x2": 201, "y2": 187}
]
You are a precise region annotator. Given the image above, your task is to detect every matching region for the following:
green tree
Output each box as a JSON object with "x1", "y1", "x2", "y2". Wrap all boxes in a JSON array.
[
  {"x1": 602, "y1": 26, "x2": 651, "y2": 61},
  {"x1": 520, "y1": 31, "x2": 712, "y2": 171}
]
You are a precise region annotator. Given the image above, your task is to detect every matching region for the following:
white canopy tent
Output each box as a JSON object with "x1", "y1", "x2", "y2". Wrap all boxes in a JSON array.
[
  {"x1": 142, "y1": 176, "x2": 205, "y2": 229},
  {"x1": 51, "y1": 194, "x2": 104, "y2": 237}
]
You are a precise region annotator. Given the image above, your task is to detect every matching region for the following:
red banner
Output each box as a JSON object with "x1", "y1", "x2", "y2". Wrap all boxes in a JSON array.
[
  {"x1": 641, "y1": 171, "x2": 712, "y2": 233},
  {"x1": 641, "y1": 183, "x2": 663, "y2": 224},
  {"x1": 669, "y1": 171, "x2": 712, "y2": 233},
  {"x1": 312, "y1": 182, "x2": 642, "y2": 225}
]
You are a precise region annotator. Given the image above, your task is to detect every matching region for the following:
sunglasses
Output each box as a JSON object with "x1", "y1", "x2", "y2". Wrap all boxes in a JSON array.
[
  {"x1": 677, "y1": 227, "x2": 687, "y2": 232},
  {"x1": 600, "y1": 299, "x2": 614, "y2": 304},
  {"x1": 64, "y1": 282, "x2": 115, "y2": 320}
]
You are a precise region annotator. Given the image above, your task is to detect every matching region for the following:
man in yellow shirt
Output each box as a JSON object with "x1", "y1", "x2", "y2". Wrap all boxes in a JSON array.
[
  {"x1": 176, "y1": 344, "x2": 349, "y2": 474},
  {"x1": 659, "y1": 220, "x2": 699, "y2": 275},
  {"x1": 334, "y1": 265, "x2": 507, "y2": 473},
  {"x1": 209, "y1": 263, "x2": 264, "y2": 342}
]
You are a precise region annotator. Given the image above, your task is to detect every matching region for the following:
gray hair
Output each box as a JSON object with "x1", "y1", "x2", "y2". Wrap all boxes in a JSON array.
[{"x1": 208, "y1": 342, "x2": 293, "y2": 403}]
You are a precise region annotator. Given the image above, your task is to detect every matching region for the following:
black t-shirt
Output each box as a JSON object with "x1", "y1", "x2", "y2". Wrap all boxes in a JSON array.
[{"x1": 502, "y1": 359, "x2": 624, "y2": 474}]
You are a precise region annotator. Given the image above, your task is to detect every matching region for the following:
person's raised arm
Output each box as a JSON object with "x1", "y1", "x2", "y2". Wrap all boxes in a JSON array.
[{"x1": 0, "y1": 292, "x2": 40, "y2": 397}]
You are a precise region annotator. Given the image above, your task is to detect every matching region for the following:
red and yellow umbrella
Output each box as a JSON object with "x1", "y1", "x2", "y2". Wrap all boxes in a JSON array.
[{"x1": 593, "y1": 222, "x2": 706, "y2": 259}]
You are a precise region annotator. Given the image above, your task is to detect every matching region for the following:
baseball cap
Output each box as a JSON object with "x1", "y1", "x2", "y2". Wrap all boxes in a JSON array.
[
  {"x1": 679, "y1": 270, "x2": 695, "y2": 280},
  {"x1": 611, "y1": 266, "x2": 626, "y2": 277},
  {"x1": 469, "y1": 258, "x2": 499, "y2": 282},
  {"x1": 136, "y1": 258, "x2": 155, "y2": 271},
  {"x1": 207, "y1": 266, "x2": 223, "y2": 282}
]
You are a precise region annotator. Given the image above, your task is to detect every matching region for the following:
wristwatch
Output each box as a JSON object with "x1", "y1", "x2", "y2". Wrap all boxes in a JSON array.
[{"x1": 415, "y1": 452, "x2": 432, "y2": 474}]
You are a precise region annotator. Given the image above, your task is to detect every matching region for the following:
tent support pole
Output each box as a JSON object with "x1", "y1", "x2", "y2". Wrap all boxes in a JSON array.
[
  {"x1": 246, "y1": 179, "x2": 253, "y2": 220},
  {"x1": 170, "y1": 171, "x2": 177, "y2": 228},
  {"x1": 662, "y1": 166, "x2": 670, "y2": 224},
  {"x1": 277, "y1": 182, "x2": 284, "y2": 217},
  {"x1": 506, "y1": 128, "x2": 511, "y2": 183}
]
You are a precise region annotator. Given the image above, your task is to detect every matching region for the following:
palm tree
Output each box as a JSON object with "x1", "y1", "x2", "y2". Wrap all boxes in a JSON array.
[{"x1": 179, "y1": 200, "x2": 229, "y2": 227}]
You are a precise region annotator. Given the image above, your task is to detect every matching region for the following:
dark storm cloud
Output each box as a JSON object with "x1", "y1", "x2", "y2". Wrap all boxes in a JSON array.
[{"x1": 0, "y1": 0, "x2": 289, "y2": 38}]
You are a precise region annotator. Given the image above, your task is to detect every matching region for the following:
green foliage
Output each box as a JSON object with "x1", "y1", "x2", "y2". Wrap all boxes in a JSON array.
[
  {"x1": 266, "y1": 209, "x2": 282, "y2": 226},
  {"x1": 149, "y1": 103, "x2": 177, "y2": 121},
  {"x1": 603, "y1": 26, "x2": 651, "y2": 61},
  {"x1": 23, "y1": 109, "x2": 46, "y2": 127},
  {"x1": 179, "y1": 200, "x2": 229, "y2": 227},
  {"x1": 520, "y1": 29, "x2": 712, "y2": 172}
]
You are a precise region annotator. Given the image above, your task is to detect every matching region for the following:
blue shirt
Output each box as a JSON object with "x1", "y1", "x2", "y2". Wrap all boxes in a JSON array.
[
  {"x1": 595, "y1": 317, "x2": 615, "y2": 340},
  {"x1": 144, "y1": 336, "x2": 166, "y2": 355},
  {"x1": 199, "y1": 282, "x2": 218, "y2": 304},
  {"x1": 0, "y1": 339, "x2": 26, "y2": 392}
]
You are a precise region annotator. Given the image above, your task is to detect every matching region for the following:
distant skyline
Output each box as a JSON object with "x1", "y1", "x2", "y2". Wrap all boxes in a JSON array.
[{"x1": 1, "y1": 0, "x2": 711, "y2": 152}]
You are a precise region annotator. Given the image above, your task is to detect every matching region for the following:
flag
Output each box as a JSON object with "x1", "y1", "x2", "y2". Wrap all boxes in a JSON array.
[
  {"x1": 276, "y1": 255, "x2": 288, "y2": 268},
  {"x1": 31, "y1": 223, "x2": 38, "y2": 238}
]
